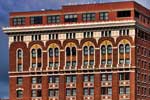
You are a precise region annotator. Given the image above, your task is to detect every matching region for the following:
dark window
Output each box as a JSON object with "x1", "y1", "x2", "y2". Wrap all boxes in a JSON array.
[
  {"x1": 89, "y1": 46, "x2": 94, "y2": 55},
  {"x1": 49, "y1": 89, "x2": 59, "y2": 97},
  {"x1": 117, "y1": 10, "x2": 131, "y2": 17},
  {"x1": 13, "y1": 17, "x2": 25, "y2": 26},
  {"x1": 54, "y1": 48, "x2": 59, "y2": 57},
  {"x1": 84, "y1": 32, "x2": 93, "y2": 38},
  {"x1": 66, "y1": 47, "x2": 71, "y2": 56},
  {"x1": 65, "y1": 14, "x2": 77, "y2": 22},
  {"x1": 30, "y1": 16, "x2": 42, "y2": 24},
  {"x1": 37, "y1": 49, "x2": 42, "y2": 58},
  {"x1": 101, "y1": 87, "x2": 112, "y2": 95},
  {"x1": 119, "y1": 73, "x2": 130, "y2": 80},
  {"x1": 101, "y1": 45, "x2": 106, "y2": 55},
  {"x1": 100, "y1": 12, "x2": 108, "y2": 20},
  {"x1": 47, "y1": 15, "x2": 60, "y2": 23},
  {"x1": 135, "y1": 11, "x2": 140, "y2": 19},
  {"x1": 49, "y1": 48, "x2": 53, "y2": 57},
  {"x1": 83, "y1": 13, "x2": 96, "y2": 21},
  {"x1": 17, "y1": 77, "x2": 23, "y2": 85},
  {"x1": 17, "y1": 90, "x2": 23, "y2": 98},
  {"x1": 84, "y1": 46, "x2": 88, "y2": 55},
  {"x1": 72, "y1": 47, "x2": 76, "y2": 56},
  {"x1": 49, "y1": 76, "x2": 59, "y2": 83}
]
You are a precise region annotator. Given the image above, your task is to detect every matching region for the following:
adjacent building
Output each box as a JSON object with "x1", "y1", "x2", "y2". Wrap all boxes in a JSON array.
[{"x1": 2, "y1": 1, "x2": 150, "y2": 100}]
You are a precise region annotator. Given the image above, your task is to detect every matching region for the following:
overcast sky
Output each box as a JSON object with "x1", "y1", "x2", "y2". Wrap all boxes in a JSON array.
[{"x1": 0, "y1": 0, "x2": 149, "y2": 98}]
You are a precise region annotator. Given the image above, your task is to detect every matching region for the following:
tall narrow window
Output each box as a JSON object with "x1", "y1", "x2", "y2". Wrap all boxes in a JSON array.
[
  {"x1": 72, "y1": 47, "x2": 76, "y2": 56},
  {"x1": 119, "y1": 44, "x2": 124, "y2": 53},
  {"x1": 37, "y1": 49, "x2": 42, "y2": 58},
  {"x1": 107, "y1": 45, "x2": 112, "y2": 54},
  {"x1": 55, "y1": 48, "x2": 59, "y2": 57},
  {"x1": 101, "y1": 45, "x2": 106, "y2": 55},
  {"x1": 17, "y1": 49, "x2": 23, "y2": 59},
  {"x1": 32, "y1": 49, "x2": 36, "y2": 58},
  {"x1": 49, "y1": 48, "x2": 53, "y2": 57},
  {"x1": 125, "y1": 44, "x2": 130, "y2": 53},
  {"x1": 66, "y1": 47, "x2": 71, "y2": 56},
  {"x1": 84, "y1": 46, "x2": 88, "y2": 55},
  {"x1": 89, "y1": 46, "x2": 94, "y2": 55}
]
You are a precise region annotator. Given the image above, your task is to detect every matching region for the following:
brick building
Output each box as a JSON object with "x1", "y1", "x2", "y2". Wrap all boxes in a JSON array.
[{"x1": 2, "y1": 1, "x2": 150, "y2": 100}]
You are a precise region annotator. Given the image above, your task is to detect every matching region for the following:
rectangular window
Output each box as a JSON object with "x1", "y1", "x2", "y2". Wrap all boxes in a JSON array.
[
  {"x1": 83, "y1": 74, "x2": 94, "y2": 82},
  {"x1": 101, "y1": 87, "x2": 112, "y2": 95},
  {"x1": 32, "y1": 90, "x2": 41, "y2": 97},
  {"x1": 119, "y1": 73, "x2": 130, "y2": 80},
  {"x1": 119, "y1": 59, "x2": 124, "y2": 64},
  {"x1": 117, "y1": 10, "x2": 131, "y2": 18},
  {"x1": 100, "y1": 12, "x2": 108, "y2": 20},
  {"x1": 101, "y1": 31, "x2": 111, "y2": 37},
  {"x1": 101, "y1": 74, "x2": 112, "y2": 81},
  {"x1": 49, "y1": 76, "x2": 59, "y2": 83},
  {"x1": 47, "y1": 15, "x2": 60, "y2": 23},
  {"x1": 30, "y1": 16, "x2": 42, "y2": 24},
  {"x1": 64, "y1": 14, "x2": 78, "y2": 22},
  {"x1": 83, "y1": 88, "x2": 88, "y2": 95},
  {"x1": 119, "y1": 87, "x2": 130, "y2": 94},
  {"x1": 125, "y1": 59, "x2": 130, "y2": 64},
  {"x1": 32, "y1": 35, "x2": 41, "y2": 41},
  {"x1": 49, "y1": 89, "x2": 58, "y2": 97},
  {"x1": 32, "y1": 77, "x2": 41, "y2": 84},
  {"x1": 107, "y1": 59, "x2": 112, "y2": 65},
  {"x1": 84, "y1": 60, "x2": 88, "y2": 66},
  {"x1": 83, "y1": 13, "x2": 96, "y2": 21},
  {"x1": 17, "y1": 64, "x2": 23, "y2": 72},
  {"x1": 13, "y1": 17, "x2": 25, "y2": 26},
  {"x1": 66, "y1": 75, "x2": 76, "y2": 83},
  {"x1": 66, "y1": 88, "x2": 76, "y2": 96},
  {"x1": 17, "y1": 77, "x2": 23, "y2": 85}
]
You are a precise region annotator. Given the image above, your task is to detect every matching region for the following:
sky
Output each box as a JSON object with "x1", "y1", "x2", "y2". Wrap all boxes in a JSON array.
[{"x1": 0, "y1": 0, "x2": 149, "y2": 98}]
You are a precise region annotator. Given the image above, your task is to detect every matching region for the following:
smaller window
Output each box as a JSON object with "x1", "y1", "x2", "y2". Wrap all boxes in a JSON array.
[
  {"x1": 49, "y1": 48, "x2": 53, "y2": 57},
  {"x1": 47, "y1": 15, "x2": 60, "y2": 23},
  {"x1": 17, "y1": 90, "x2": 23, "y2": 98},
  {"x1": 30, "y1": 16, "x2": 42, "y2": 24},
  {"x1": 83, "y1": 13, "x2": 96, "y2": 21},
  {"x1": 66, "y1": 47, "x2": 71, "y2": 56},
  {"x1": 66, "y1": 61, "x2": 71, "y2": 68},
  {"x1": 119, "y1": 44, "x2": 124, "y2": 53},
  {"x1": 55, "y1": 48, "x2": 59, "y2": 57},
  {"x1": 119, "y1": 59, "x2": 124, "y2": 64},
  {"x1": 84, "y1": 60, "x2": 88, "y2": 66},
  {"x1": 37, "y1": 49, "x2": 42, "y2": 58},
  {"x1": 31, "y1": 49, "x2": 36, "y2": 58},
  {"x1": 125, "y1": 44, "x2": 130, "y2": 53},
  {"x1": 101, "y1": 45, "x2": 106, "y2": 55},
  {"x1": 117, "y1": 10, "x2": 131, "y2": 17},
  {"x1": 89, "y1": 46, "x2": 94, "y2": 55},
  {"x1": 101, "y1": 59, "x2": 106, "y2": 65},
  {"x1": 17, "y1": 77, "x2": 23, "y2": 85},
  {"x1": 72, "y1": 47, "x2": 76, "y2": 56},
  {"x1": 17, "y1": 49, "x2": 23, "y2": 59},
  {"x1": 84, "y1": 46, "x2": 88, "y2": 55},
  {"x1": 125, "y1": 59, "x2": 130, "y2": 64},
  {"x1": 107, "y1": 45, "x2": 112, "y2": 54},
  {"x1": 13, "y1": 17, "x2": 25, "y2": 26},
  {"x1": 17, "y1": 64, "x2": 23, "y2": 72},
  {"x1": 89, "y1": 60, "x2": 94, "y2": 66},
  {"x1": 65, "y1": 14, "x2": 78, "y2": 22},
  {"x1": 100, "y1": 12, "x2": 108, "y2": 20}
]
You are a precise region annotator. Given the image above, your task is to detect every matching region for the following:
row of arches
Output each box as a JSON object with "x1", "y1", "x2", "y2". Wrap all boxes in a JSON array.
[{"x1": 15, "y1": 39, "x2": 132, "y2": 72}]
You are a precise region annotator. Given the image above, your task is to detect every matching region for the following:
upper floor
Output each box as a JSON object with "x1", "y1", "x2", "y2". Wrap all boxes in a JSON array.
[{"x1": 8, "y1": 1, "x2": 150, "y2": 28}]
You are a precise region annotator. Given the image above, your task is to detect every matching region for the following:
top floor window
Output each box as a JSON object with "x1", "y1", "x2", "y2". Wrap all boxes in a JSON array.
[
  {"x1": 117, "y1": 10, "x2": 131, "y2": 18},
  {"x1": 100, "y1": 12, "x2": 108, "y2": 20},
  {"x1": 101, "y1": 31, "x2": 111, "y2": 37},
  {"x1": 65, "y1": 14, "x2": 78, "y2": 22},
  {"x1": 82, "y1": 13, "x2": 96, "y2": 21},
  {"x1": 66, "y1": 33, "x2": 76, "y2": 39},
  {"x1": 30, "y1": 16, "x2": 42, "y2": 24},
  {"x1": 47, "y1": 15, "x2": 60, "y2": 24},
  {"x1": 13, "y1": 17, "x2": 25, "y2": 26},
  {"x1": 32, "y1": 34, "x2": 41, "y2": 41}
]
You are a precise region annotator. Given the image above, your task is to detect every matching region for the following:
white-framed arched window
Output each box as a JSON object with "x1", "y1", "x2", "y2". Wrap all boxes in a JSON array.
[
  {"x1": 47, "y1": 43, "x2": 60, "y2": 70},
  {"x1": 30, "y1": 44, "x2": 43, "y2": 71},
  {"x1": 16, "y1": 49, "x2": 23, "y2": 72},
  {"x1": 117, "y1": 39, "x2": 131, "y2": 66},
  {"x1": 82, "y1": 42, "x2": 95, "y2": 69},
  {"x1": 65, "y1": 43, "x2": 77, "y2": 70}
]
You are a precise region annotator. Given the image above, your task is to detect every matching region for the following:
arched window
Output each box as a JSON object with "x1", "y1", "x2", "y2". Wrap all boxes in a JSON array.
[
  {"x1": 125, "y1": 44, "x2": 130, "y2": 53},
  {"x1": 119, "y1": 44, "x2": 124, "y2": 53},
  {"x1": 66, "y1": 47, "x2": 71, "y2": 56},
  {"x1": 32, "y1": 49, "x2": 36, "y2": 58},
  {"x1": 107, "y1": 45, "x2": 112, "y2": 54},
  {"x1": 101, "y1": 45, "x2": 106, "y2": 55},
  {"x1": 17, "y1": 49, "x2": 22, "y2": 59},
  {"x1": 49, "y1": 48, "x2": 53, "y2": 57},
  {"x1": 89, "y1": 46, "x2": 94, "y2": 55},
  {"x1": 72, "y1": 47, "x2": 76, "y2": 56},
  {"x1": 17, "y1": 90, "x2": 23, "y2": 98},
  {"x1": 55, "y1": 48, "x2": 59, "y2": 57},
  {"x1": 84, "y1": 46, "x2": 88, "y2": 55},
  {"x1": 37, "y1": 49, "x2": 42, "y2": 58}
]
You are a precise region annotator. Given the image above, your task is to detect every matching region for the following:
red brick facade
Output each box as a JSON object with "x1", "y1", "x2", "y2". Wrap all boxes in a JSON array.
[{"x1": 3, "y1": 1, "x2": 150, "y2": 100}]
